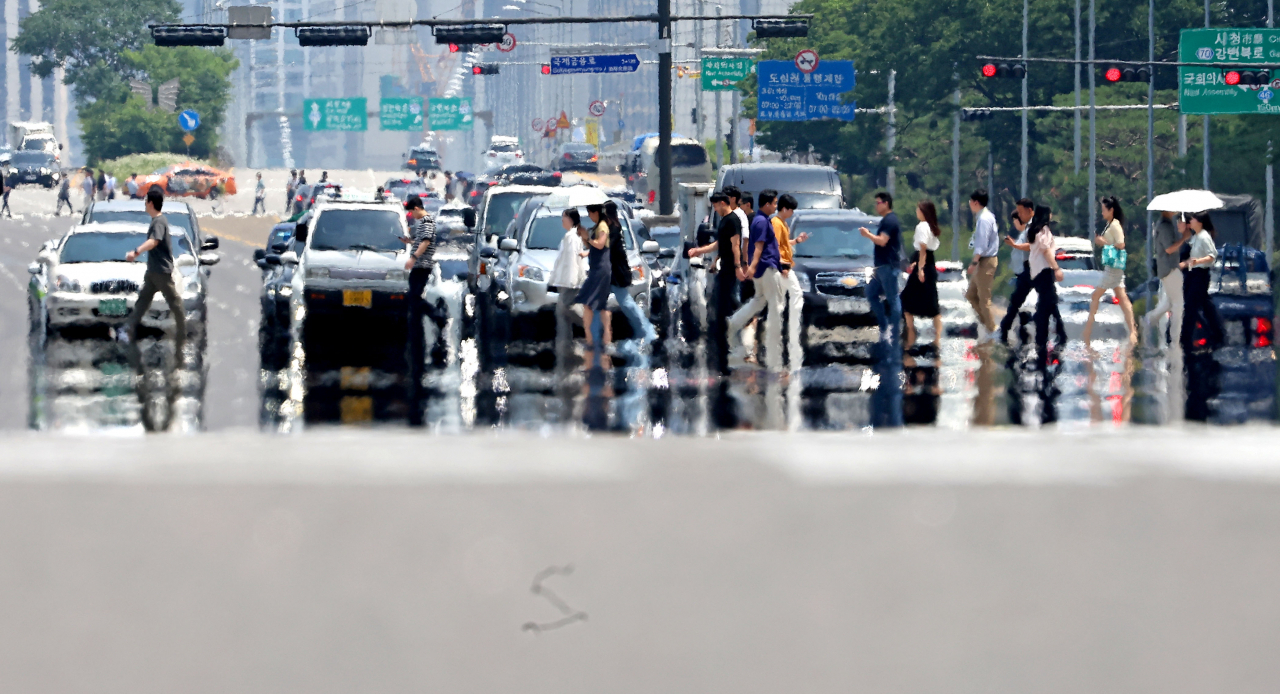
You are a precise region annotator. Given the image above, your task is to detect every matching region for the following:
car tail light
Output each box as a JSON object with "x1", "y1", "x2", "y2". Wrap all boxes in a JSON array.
[
  {"x1": 515, "y1": 153, "x2": 523, "y2": 158},
  {"x1": 590, "y1": 155, "x2": 598, "y2": 162},
  {"x1": 552, "y1": 171, "x2": 561, "y2": 178},
  {"x1": 1253, "y1": 316, "x2": 1273, "y2": 347},
  {"x1": 296, "y1": 194, "x2": 303, "y2": 201},
  {"x1": 1108, "y1": 294, "x2": 1119, "y2": 304},
  {"x1": 1055, "y1": 252, "x2": 1068, "y2": 260},
  {"x1": 648, "y1": 190, "x2": 656, "y2": 204},
  {"x1": 565, "y1": 153, "x2": 573, "y2": 160},
  {"x1": 488, "y1": 152, "x2": 496, "y2": 157},
  {"x1": 479, "y1": 262, "x2": 487, "y2": 275}
]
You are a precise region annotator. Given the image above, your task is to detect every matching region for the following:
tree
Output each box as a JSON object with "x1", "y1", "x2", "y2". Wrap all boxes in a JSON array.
[{"x1": 12, "y1": 0, "x2": 180, "y2": 104}]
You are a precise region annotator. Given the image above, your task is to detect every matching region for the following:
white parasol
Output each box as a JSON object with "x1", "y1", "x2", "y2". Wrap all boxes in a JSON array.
[
  {"x1": 544, "y1": 184, "x2": 609, "y2": 210},
  {"x1": 1146, "y1": 189, "x2": 1225, "y2": 213}
]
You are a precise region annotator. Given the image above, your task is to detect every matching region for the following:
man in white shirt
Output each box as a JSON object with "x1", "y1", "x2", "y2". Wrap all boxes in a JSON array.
[{"x1": 966, "y1": 189, "x2": 999, "y2": 340}]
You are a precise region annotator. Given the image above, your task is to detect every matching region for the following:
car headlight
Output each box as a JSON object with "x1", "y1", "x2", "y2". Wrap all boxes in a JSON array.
[
  {"x1": 7, "y1": 168, "x2": 15, "y2": 175},
  {"x1": 55, "y1": 275, "x2": 81, "y2": 292},
  {"x1": 39, "y1": 167, "x2": 49, "y2": 175},
  {"x1": 385, "y1": 269, "x2": 408, "y2": 281},
  {"x1": 517, "y1": 264, "x2": 545, "y2": 282},
  {"x1": 277, "y1": 285, "x2": 293, "y2": 297},
  {"x1": 305, "y1": 267, "x2": 329, "y2": 280},
  {"x1": 797, "y1": 273, "x2": 812, "y2": 292}
]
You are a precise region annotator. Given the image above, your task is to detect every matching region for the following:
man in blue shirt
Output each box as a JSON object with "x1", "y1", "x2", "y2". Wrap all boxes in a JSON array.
[
  {"x1": 859, "y1": 191, "x2": 903, "y2": 348},
  {"x1": 967, "y1": 188, "x2": 1000, "y2": 341},
  {"x1": 727, "y1": 190, "x2": 784, "y2": 369}
]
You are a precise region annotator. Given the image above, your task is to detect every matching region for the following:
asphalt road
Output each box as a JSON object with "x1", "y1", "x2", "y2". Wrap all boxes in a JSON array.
[{"x1": 2, "y1": 429, "x2": 1280, "y2": 693}]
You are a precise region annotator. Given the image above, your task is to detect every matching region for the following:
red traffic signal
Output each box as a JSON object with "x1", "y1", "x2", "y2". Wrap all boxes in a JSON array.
[
  {"x1": 541, "y1": 64, "x2": 551, "y2": 75},
  {"x1": 981, "y1": 62, "x2": 1024, "y2": 79},
  {"x1": 449, "y1": 43, "x2": 460, "y2": 53},
  {"x1": 1105, "y1": 67, "x2": 1122, "y2": 82},
  {"x1": 982, "y1": 63, "x2": 997, "y2": 78},
  {"x1": 1225, "y1": 70, "x2": 1242, "y2": 85}
]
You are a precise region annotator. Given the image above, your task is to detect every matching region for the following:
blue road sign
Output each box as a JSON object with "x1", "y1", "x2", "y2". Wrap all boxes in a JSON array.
[
  {"x1": 757, "y1": 60, "x2": 856, "y2": 122},
  {"x1": 549, "y1": 54, "x2": 640, "y2": 75},
  {"x1": 178, "y1": 109, "x2": 201, "y2": 131}
]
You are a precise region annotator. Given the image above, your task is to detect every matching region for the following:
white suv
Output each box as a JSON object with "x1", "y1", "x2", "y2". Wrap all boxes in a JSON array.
[
  {"x1": 483, "y1": 135, "x2": 524, "y2": 173},
  {"x1": 286, "y1": 199, "x2": 411, "y2": 317}
]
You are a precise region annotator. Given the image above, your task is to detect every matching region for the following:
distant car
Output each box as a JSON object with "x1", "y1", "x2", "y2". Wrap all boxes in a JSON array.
[
  {"x1": 404, "y1": 146, "x2": 441, "y2": 171},
  {"x1": 484, "y1": 135, "x2": 524, "y2": 173},
  {"x1": 383, "y1": 177, "x2": 431, "y2": 202},
  {"x1": 434, "y1": 203, "x2": 474, "y2": 238},
  {"x1": 293, "y1": 181, "x2": 342, "y2": 214},
  {"x1": 493, "y1": 164, "x2": 562, "y2": 187},
  {"x1": 624, "y1": 137, "x2": 712, "y2": 206},
  {"x1": 27, "y1": 221, "x2": 218, "y2": 341},
  {"x1": 6, "y1": 151, "x2": 60, "y2": 188},
  {"x1": 138, "y1": 162, "x2": 236, "y2": 199},
  {"x1": 554, "y1": 142, "x2": 599, "y2": 172}
]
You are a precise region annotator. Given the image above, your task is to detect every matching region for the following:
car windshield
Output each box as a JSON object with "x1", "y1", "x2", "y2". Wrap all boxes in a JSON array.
[
  {"x1": 649, "y1": 226, "x2": 682, "y2": 249},
  {"x1": 564, "y1": 144, "x2": 595, "y2": 153},
  {"x1": 85, "y1": 210, "x2": 195, "y2": 237},
  {"x1": 438, "y1": 208, "x2": 465, "y2": 218},
  {"x1": 12, "y1": 151, "x2": 52, "y2": 165},
  {"x1": 525, "y1": 216, "x2": 568, "y2": 250},
  {"x1": 20, "y1": 138, "x2": 53, "y2": 151},
  {"x1": 672, "y1": 144, "x2": 708, "y2": 168},
  {"x1": 790, "y1": 193, "x2": 842, "y2": 210},
  {"x1": 410, "y1": 149, "x2": 437, "y2": 158},
  {"x1": 490, "y1": 143, "x2": 520, "y2": 153},
  {"x1": 310, "y1": 209, "x2": 404, "y2": 252},
  {"x1": 791, "y1": 218, "x2": 877, "y2": 258},
  {"x1": 486, "y1": 192, "x2": 536, "y2": 237},
  {"x1": 60, "y1": 232, "x2": 193, "y2": 264}
]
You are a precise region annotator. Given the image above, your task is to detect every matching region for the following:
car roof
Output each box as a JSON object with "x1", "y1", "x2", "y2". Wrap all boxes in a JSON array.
[
  {"x1": 792, "y1": 209, "x2": 879, "y2": 221},
  {"x1": 1055, "y1": 236, "x2": 1092, "y2": 251},
  {"x1": 71, "y1": 221, "x2": 151, "y2": 234},
  {"x1": 88, "y1": 199, "x2": 193, "y2": 213},
  {"x1": 487, "y1": 184, "x2": 558, "y2": 196},
  {"x1": 312, "y1": 201, "x2": 401, "y2": 212}
]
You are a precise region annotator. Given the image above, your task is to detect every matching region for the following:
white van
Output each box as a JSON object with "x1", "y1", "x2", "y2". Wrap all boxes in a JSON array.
[{"x1": 623, "y1": 137, "x2": 713, "y2": 206}]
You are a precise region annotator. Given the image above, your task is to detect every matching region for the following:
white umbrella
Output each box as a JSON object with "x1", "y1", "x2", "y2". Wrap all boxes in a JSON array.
[
  {"x1": 544, "y1": 184, "x2": 609, "y2": 209},
  {"x1": 1146, "y1": 189, "x2": 1224, "y2": 213}
]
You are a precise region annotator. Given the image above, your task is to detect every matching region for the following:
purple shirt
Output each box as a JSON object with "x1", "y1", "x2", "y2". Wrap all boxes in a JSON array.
[{"x1": 747, "y1": 211, "x2": 780, "y2": 278}]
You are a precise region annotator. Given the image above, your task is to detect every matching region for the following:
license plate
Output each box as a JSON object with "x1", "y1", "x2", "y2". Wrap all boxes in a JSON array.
[
  {"x1": 343, "y1": 289, "x2": 372, "y2": 308},
  {"x1": 98, "y1": 298, "x2": 128, "y2": 317},
  {"x1": 826, "y1": 298, "x2": 869, "y2": 314},
  {"x1": 23, "y1": 175, "x2": 35, "y2": 181}
]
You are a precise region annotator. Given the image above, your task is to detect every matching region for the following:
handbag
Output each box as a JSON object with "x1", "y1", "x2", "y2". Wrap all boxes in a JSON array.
[{"x1": 1101, "y1": 244, "x2": 1127, "y2": 270}]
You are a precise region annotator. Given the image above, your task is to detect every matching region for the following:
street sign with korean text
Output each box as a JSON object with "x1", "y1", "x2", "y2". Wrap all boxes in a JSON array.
[
  {"x1": 1179, "y1": 28, "x2": 1280, "y2": 115},
  {"x1": 303, "y1": 98, "x2": 368, "y2": 131},
  {"x1": 756, "y1": 60, "x2": 855, "y2": 122},
  {"x1": 550, "y1": 54, "x2": 639, "y2": 75},
  {"x1": 379, "y1": 97, "x2": 423, "y2": 130},
  {"x1": 427, "y1": 97, "x2": 473, "y2": 131},
  {"x1": 702, "y1": 57, "x2": 753, "y2": 91}
]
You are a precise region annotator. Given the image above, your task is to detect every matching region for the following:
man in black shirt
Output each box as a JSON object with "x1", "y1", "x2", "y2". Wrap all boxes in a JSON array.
[
  {"x1": 859, "y1": 191, "x2": 903, "y2": 348},
  {"x1": 687, "y1": 191, "x2": 743, "y2": 374}
]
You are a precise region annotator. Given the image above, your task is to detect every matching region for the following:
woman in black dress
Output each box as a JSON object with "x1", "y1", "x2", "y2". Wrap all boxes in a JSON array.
[
  {"x1": 576, "y1": 207, "x2": 612, "y2": 368},
  {"x1": 900, "y1": 199, "x2": 942, "y2": 348}
]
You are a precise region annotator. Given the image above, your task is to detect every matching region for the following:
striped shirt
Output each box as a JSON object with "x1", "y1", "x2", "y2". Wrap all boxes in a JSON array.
[{"x1": 410, "y1": 215, "x2": 438, "y2": 271}]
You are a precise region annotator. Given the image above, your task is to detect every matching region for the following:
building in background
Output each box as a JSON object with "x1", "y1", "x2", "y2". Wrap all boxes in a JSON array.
[{"x1": 2, "y1": 0, "x2": 73, "y2": 164}]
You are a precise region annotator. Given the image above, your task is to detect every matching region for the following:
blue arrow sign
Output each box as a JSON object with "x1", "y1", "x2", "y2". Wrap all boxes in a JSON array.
[
  {"x1": 549, "y1": 54, "x2": 639, "y2": 75},
  {"x1": 178, "y1": 109, "x2": 201, "y2": 132}
]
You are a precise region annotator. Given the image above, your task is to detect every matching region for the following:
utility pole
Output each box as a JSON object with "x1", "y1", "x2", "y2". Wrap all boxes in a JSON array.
[
  {"x1": 1073, "y1": 0, "x2": 1081, "y2": 236},
  {"x1": 1088, "y1": 0, "x2": 1097, "y2": 242},
  {"x1": 658, "y1": 0, "x2": 674, "y2": 214},
  {"x1": 886, "y1": 69, "x2": 896, "y2": 197},
  {"x1": 714, "y1": 5, "x2": 722, "y2": 168},
  {"x1": 1021, "y1": 0, "x2": 1028, "y2": 198},
  {"x1": 696, "y1": 0, "x2": 705, "y2": 146},
  {"x1": 952, "y1": 66, "x2": 961, "y2": 261},
  {"x1": 1204, "y1": 0, "x2": 1211, "y2": 189},
  {"x1": 728, "y1": 11, "x2": 739, "y2": 166},
  {"x1": 1146, "y1": 0, "x2": 1155, "y2": 280}
]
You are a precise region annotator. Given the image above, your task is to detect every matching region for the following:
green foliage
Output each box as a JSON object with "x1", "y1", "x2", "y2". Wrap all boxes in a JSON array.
[
  {"x1": 12, "y1": 0, "x2": 180, "y2": 104},
  {"x1": 95, "y1": 153, "x2": 215, "y2": 184}
]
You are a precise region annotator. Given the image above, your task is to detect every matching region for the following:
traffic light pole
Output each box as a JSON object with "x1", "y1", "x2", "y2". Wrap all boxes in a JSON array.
[{"x1": 658, "y1": 0, "x2": 674, "y2": 214}]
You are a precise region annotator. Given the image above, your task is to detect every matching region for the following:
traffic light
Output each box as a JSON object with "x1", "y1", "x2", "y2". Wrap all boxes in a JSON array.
[
  {"x1": 473, "y1": 63, "x2": 500, "y2": 75},
  {"x1": 752, "y1": 19, "x2": 810, "y2": 38},
  {"x1": 296, "y1": 26, "x2": 371, "y2": 46},
  {"x1": 448, "y1": 43, "x2": 464, "y2": 53},
  {"x1": 1225, "y1": 68, "x2": 1271, "y2": 86},
  {"x1": 541, "y1": 64, "x2": 551, "y2": 75},
  {"x1": 961, "y1": 108, "x2": 994, "y2": 122},
  {"x1": 691, "y1": 107, "x2": 699, "y2": 125},
  {"x1": 981, "y1": 62, "x2": 1025, "y2": 79},
  {"x1": 1103, "y1": 65, "x2": 1151, "y2": 83},
  {"x1": 151, "y1": 25, "x2": 226, "y2": 47},
  {"x1": 434, "y1": 24, "x2": 506, "y2": 45}
]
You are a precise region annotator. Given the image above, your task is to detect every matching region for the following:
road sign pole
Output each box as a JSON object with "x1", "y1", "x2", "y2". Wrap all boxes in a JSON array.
[
  {"x1": 1021, "y1": 0, "x2": 1028, "y2": 198},
  {"x1": 696, "y1": 0, "x2": 705, "y2": 145},
  {"x1": 952, "y1": 66, "x2": 961, "y2": 262},
  {"x1": 886, "y1": 69, "x2": 895, "y2": 197},
  {"x1": 1204, "y1": 0, "x2": 1211, "y2": 189},
  {"x1": 715, "y1": 5, "x2": 722, "y2": 168},
  {"x1": 1089, "y1": 0, "x2": 1097, "y2": 243},
  {"x1": 1074, "y1": 0, "x2": 1082, "y2": 236},
  {"x1": 658, "y1": 0, "x2": 674, "y2": 214},
  {"x1": 1147, "y1": 0, "x2": 1155, "y2": 281}
]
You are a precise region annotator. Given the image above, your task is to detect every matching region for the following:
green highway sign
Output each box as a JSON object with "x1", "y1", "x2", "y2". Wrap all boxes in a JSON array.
[
  {"x1": 303, "y1": 98, "x2": 368, "y2": 131},
  {"x1": 380, "y1": 97, "x2": 424, "y2": 131},
  {"x1": 702, "y1": 57, "x2": 754, "y2": 91},
  {"x1": 1179, "y1": 28, "x2": 1280, "y2": 115},
  {"x1": 428, "y1": 97, "x2": 473, "y2": 131}
]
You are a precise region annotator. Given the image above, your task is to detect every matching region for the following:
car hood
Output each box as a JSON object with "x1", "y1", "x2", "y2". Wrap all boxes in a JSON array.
[
  {"x1": 305, "y1": 248, "x2": 404, "y2": 270},
  {"x1": 54, "y1": 261, "x2": 197, "y2": 283},
  {"x1": 518, "y1": 249, "x2": 558, "y2": 270},
  {"x1": 792, "y1": 256, "x2": 876, "y2": 275}
]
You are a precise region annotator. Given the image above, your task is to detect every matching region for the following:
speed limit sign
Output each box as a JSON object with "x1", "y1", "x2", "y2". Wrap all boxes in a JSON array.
[
  {"x1": 532, "y1": 118, "x2": 544, "y2": 132},
  {"x1": 588, "y1": 100, "x2": 606, "y2": 117},
  {"x1": 498, "y1": 32, "x2": 517, "y2": 52}
]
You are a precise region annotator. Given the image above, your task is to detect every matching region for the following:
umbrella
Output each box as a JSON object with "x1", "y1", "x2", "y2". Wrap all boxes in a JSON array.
[
  {"x1": 1146, "y1": 189, "x2": 1224, "y2": 213},
  {"x1": 544, "y1": 184, "x2": 609, "y2": 209}
]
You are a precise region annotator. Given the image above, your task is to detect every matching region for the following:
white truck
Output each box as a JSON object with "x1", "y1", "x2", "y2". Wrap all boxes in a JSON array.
[{"x1": 9, "y1": 121, "x2": 61, "y2": 161}]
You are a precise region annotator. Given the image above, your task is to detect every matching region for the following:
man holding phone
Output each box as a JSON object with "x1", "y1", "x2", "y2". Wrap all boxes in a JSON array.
[{"x1": 999, "y1": 198, "x2": 1036, "y2": 343}]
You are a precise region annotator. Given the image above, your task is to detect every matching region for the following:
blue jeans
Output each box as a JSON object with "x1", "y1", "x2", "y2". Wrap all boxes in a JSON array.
[
  {"x1": 611, "y1": 286, "x2": 657, "y2": 342},
  {"x1": 866, "y1": 264, "x2": 902, "y2": 348}
]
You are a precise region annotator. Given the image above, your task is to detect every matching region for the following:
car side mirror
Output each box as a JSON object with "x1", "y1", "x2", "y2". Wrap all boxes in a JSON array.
[
  {"x1": 176, "y1": 254, "x2": 197, "y2": 267},
  {"x1": 479, "y1": 246, "x2": 498, "y2": 259},
  {"x1": 463, "y1": 207, "x2": 477, "y2": 229},
  {"x1": 280, "y1": 251, "x2": 299, "y2": 265},
  {"x1": 499, "y1": 238, "x2": 519, "y2": 252},
  {"x1": 27, "y1": 262, "x2": 40, "y2": 275},
  {"x1": 201, "y1": 236, "x2": 220, "y2": 250},
  {"x1": 264, "y1": 254, "x2": 282, "y2": 266},
  {"x1": 198, "y1": 252, "x2": 220, "y2": 266},
  {"x1": 253, "y1": 248, "x2": 266, "y2": 262},
  {"x1": 271, "y1": 242, "x2": 289, "y2": 253},
  {"x1": 658, "y1": 248, "x2": 676, "y2": 259},
  {"x1": 641, "y1": 240, "x2": 660, "y2": 254}
]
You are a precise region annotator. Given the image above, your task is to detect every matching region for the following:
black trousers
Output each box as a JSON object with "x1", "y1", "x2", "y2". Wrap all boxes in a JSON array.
[
  {"x1": 999, "y1": 264, "x2": 1032, "y2": 334},
  {"x1": 1031, "y1": 269, "x2": 1068, "y2": 353},
  {"x1": 407, "y1": 268, "x2": 442, "y2": 425},
  {"x1": 1181, "y1": 267, "x2": 1223, "y2": 350},
  {"x1": 711, "y1": 276, "x2": 739, "y2": 375}
]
